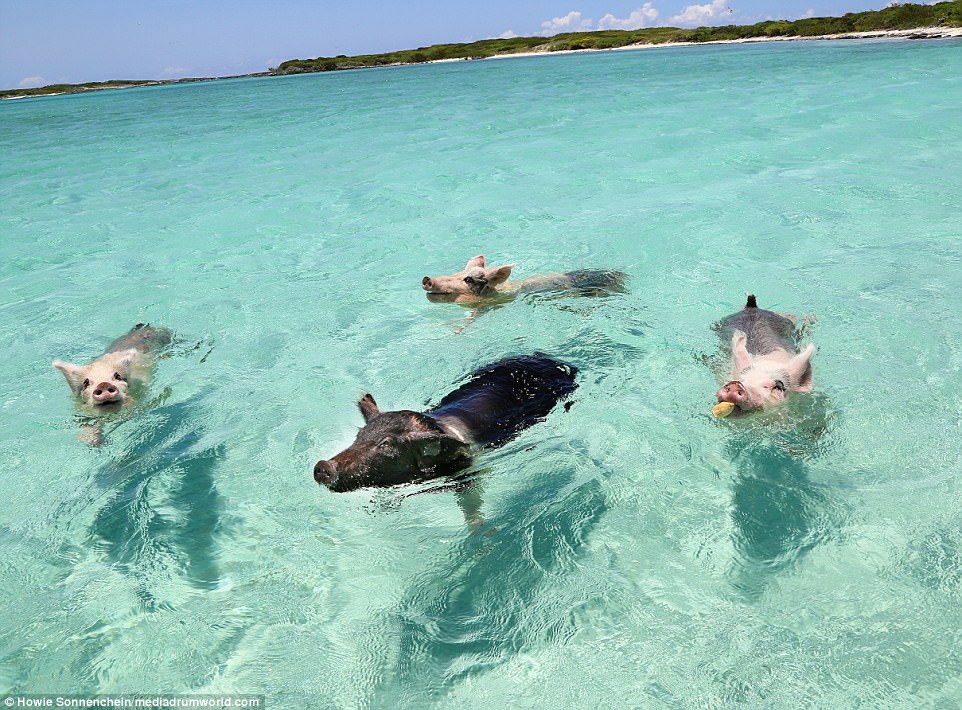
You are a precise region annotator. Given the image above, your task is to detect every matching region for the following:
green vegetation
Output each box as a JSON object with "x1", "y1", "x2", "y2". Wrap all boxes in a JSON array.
[
  {"x1": 3, "y1": 2, "x2": 960, "y2": 98},
  {"x1": 0, "y1": 80, "x2": 155, "y2": 99},
  {"x1": 271, "y1": 36, "x2": 548, "y2": 75},
  {"x1": 273, "y1": 1, "x2": 962, "y2": 76},
  {"x1": 0, "y1": 74, "x2": 267, "y2": 100}
]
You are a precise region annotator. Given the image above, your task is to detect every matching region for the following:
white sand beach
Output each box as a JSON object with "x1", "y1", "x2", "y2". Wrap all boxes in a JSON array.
[{"x1": 486, "y1": 26, "x2": 962, "y2": 61}]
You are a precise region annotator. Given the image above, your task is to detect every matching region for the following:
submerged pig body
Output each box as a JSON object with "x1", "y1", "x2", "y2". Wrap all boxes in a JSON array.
[
  {"x1": 53, "y1": 323, "x2": 172, "y2": 412},
  {"x1": 715, "y1": 295, "x2": 815, "y2": 417},
  {"x1": 422, "y1": 255, "x2": 626, "y2": 304},
  {"x1": 314, "y1": 355, "x2": 578, "y2": 492}
]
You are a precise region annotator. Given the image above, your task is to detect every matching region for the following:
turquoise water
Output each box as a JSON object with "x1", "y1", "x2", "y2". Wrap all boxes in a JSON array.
[{"x1": 2, "y1": 38, "x2": 962, "y2": 706}]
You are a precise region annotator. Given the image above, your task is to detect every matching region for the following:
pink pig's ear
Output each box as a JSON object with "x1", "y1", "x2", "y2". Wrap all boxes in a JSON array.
[
  {"x1": 485, "y1": 265, "x2": 513, "y2": 286},
  {"x1": 464, "y1": 255, "x2": 485, "y2": 270},
  {"x1": 53, "y1": 360, "x2": 87, "y2": 392},
  {"x1": 730, "y1": 330, "x2": 752, "y2": 372},
  {"x1": 358, "y1": 394, "x2": 381, "y2": 423},
  {"x1": 115, "y1": 348, "x2": 138, "y2": 371},
  {"x1": 787, "y1": 343, "x2": 816, "y2": 392}
]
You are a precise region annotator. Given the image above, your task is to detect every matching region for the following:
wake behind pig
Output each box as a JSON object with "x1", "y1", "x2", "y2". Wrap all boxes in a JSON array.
[
  {"x1": 314, "y1": 355, "x2": 578, "y2": 492},
  {"x1": 53, "y1": 323, "x2": 172, "y2": 443},
  {"x1": 712, "y1": 295, "x2": 816, "y2": 419}
]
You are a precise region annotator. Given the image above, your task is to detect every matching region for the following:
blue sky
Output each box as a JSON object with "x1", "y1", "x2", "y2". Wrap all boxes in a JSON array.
[{"x1": 1, "y1": 0, "x2": 892, "y2": 90}]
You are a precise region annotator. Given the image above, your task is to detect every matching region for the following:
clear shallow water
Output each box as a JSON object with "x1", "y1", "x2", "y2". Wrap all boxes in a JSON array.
[{"x1": 1, "y1": 38, "x2": 961, "y2": 707}]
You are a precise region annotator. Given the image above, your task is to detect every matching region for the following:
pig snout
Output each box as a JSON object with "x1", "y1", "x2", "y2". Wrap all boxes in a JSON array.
[
  {"x1": 92, "y1": 382, "x2": 121, "y2": 404},
  {"x1": 313, "y1": 459, "x2": 338, "y2": 486},
  {"x1": 717, "y1": 381, "x2": 749, "y2": 407},
  {"x1": 422, "y1": 277, "x2": 434, "y2": 291}
]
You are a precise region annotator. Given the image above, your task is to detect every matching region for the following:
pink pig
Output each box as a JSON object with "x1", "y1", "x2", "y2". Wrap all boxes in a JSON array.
[
  {"x1": 421, "y1": 255, "x2": 626, "y2": 304},
  {"x1": 53, "y1": 323, "x2": 172, "y2": 444},
  {"x1": 715, "y1": 295, "x2": 816, "y2": 417}
]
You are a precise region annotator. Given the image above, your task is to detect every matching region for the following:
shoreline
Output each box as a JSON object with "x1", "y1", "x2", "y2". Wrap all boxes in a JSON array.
[
  {"x1": 3, "y1": 27, "x2": 959, "y2": 101},
  {"x1": 485, "y1": 26, "x2": 962, "y2": 61}
]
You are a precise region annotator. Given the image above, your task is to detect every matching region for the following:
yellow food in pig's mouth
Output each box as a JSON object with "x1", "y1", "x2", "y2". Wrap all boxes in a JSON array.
[{"x1": 712, "y1": 401, "x2": 736, "y2": 418}]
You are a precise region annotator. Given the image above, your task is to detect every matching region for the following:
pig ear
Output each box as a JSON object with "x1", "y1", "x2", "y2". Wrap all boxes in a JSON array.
[
  {"x1": 730, "y1": 330, "x2": 752, "y2": 372},
  {"x1": 115, "y1": 348, "x2": 138, "y2": 370},
  {"x1": 464, "y1": 255, "x2": 485, "y2": 270},
  {"x1": 485, "y1": 265, "x2": 513, "y2": 286},
  {"x1": 358, "y1": 394, "x2": 381, "y2": 423},
  {"x1": 787, "y1": 344, "x2": 816, "y2": 392},
  {"x1": 53, "y1": 360, "x2": 87, "y2": 391}
]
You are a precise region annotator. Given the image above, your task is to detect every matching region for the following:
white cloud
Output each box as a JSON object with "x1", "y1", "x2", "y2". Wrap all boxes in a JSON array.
[
  {"x1": 800, "y1": 8, "x2": 816, "y2": 18},
  {"x1": 499, "y1": 30, "x2": 519, "y2": 39},
  {"x1": 597, "y1": 4, "x2": 660, "y2": 30},
  {"x1": 161, "y1": 66, "x2": 190, "y2": 77},
  {"x1": 542, "y1": 11, "x2": 593, "y2": 35},
  {"x1": 18, "y1": 76, "x2": 46, "y2": 88},
  {"x1": 670, "y1": 0, "x2": 731, "y2": 26}
]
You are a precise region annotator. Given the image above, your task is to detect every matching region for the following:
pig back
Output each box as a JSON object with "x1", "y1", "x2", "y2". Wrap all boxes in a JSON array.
[
  {"x1": 716, "y1": 307, "x2": 797, "y2": 356},
  {"x1": 428, "y1": 355, "x2": 578, "y2": 448},
  {"x1": 105, "y1": 323, "x2": 173, "y2": 355},
  {"x1": 562, "y1": 269, "x2": 628, "y2": 295},
  {"x1": 519, "y1": 270, "x2": 627, "y2": 296}
]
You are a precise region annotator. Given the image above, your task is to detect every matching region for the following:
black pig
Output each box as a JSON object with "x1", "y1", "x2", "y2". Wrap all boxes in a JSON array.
[{"x1": 314, "y1": 355, "x2": 578, "y2": 492}]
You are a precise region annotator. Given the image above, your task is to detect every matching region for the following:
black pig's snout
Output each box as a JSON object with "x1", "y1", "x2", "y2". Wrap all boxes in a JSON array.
[{"x1": 314, "y1": 460, "x2": 337, "y2": 485}]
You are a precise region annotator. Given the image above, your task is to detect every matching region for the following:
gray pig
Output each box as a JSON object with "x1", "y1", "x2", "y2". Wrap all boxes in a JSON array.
[{"x1": 714, "y1": 295, "x2": 816, "y2": 417}]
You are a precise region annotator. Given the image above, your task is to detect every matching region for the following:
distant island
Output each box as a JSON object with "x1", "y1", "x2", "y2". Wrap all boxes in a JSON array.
[
  {"x1": 3, "y1": 1, "x2": 960, "y2": 100},
  {"x1": 0, "y1": 74, "x2": 271, "y2": 101}
]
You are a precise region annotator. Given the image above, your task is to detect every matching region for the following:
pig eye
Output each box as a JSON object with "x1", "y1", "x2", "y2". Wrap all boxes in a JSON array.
[
  {"x1": 463, "y1": 276, "x2": 476, "y2": 284},
  {"x1": 113, "y1": 372, "x2": 127, "y2": 382},
  {"x1": 81, "y1": 378, "x2": 90, "y2": 391},
  {"x1": 772, "y1": 380, "x2": 786, "y2": 392}
]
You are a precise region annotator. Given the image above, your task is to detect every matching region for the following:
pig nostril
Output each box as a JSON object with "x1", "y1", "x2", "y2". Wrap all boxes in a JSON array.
[
  {"x1": 422, "y1": 277, "x2": 432, "y2": 289},
  {"x1": 313, "y1": 460, "x2": 336, "y2": 484}
]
